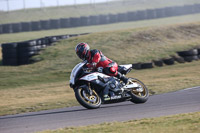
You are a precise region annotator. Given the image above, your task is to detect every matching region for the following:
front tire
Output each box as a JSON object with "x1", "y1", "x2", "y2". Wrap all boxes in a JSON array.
[
  {"x1": 75, "y1": 86, "x2": 101, "y2": 109},
  {"x1": 128, "y1": 78, "x2": 149, "y2": 104}
]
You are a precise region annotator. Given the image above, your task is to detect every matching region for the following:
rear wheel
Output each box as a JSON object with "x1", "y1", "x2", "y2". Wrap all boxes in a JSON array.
[
  {"x1": 128, "y1": 78, "x2": 149, "y2": 104},
  {"x1": 75, "y1": 86, "x2": 101, "y2": 109}
]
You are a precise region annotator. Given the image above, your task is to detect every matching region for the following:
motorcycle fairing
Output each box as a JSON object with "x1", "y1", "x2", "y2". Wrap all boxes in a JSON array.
[
  {"x1": 80, "y1": 72, "x2": 110, "y2": 82},
  {"x1": 70, "y1": 61, "x2": 86, "y2": 85}
]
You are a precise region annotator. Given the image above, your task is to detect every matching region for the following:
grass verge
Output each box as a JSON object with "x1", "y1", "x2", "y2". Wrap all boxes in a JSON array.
[
  {"x1": 0, "y1": 21, "x2": 200, "y2": 116},
  {"x1": 0, "y1": 61, "x2": 200, "y2": 116},
  {"x1": 39, "y1": 112, "x2": 200, "y2": 133}
]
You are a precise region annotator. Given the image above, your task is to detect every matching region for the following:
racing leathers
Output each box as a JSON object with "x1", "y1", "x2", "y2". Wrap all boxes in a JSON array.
[{"x1": 86, "y1": 49, "x2": 128, "y2": 84}]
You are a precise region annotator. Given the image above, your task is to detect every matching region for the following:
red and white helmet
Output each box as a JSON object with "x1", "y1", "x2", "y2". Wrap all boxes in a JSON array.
[{"x1": 75, "y1": 42, "x2": 90, "y2": 60}]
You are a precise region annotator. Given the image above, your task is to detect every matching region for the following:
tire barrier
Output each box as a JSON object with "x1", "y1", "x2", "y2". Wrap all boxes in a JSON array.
[
  {"x1": 60, "y1": 18, "x2": 70, "y2": 28},
  {"x1": 117, "y1": 13, "x2": 128, "y2": 22},
  {"x1": 131, "y1": 47, "x2": 200, "y2": 70},
  {"x1": 1, "y1": 40, "x2": 200, "y2": 67},
  {"x1": 80, "y1": 16, "x2": 89, "y2": 26},
  {"x1": 1, "y1": 33, "x2": 89, "y2": 66},
  {"x1": 127, "y1": 11, "x2": 137, "y2": 21},
  {"x1": 0, "y1": 25, "x2": 2, "y2": 34},
  {"x1": 69, "y1": 17, "x2": 80, "y2": 27},
  {"x1": 140, "y1": 62, "x2": 153, "y2": 69},
  {"x1": 152, "y1": 60, "x2": 163, "y2": 67},
  {"x1": 17, "y1": 40, "x2": 37, "y2": 65},
  {"x1": 198, "y1": 48, "x2": 200, "y2": 59},
  {"x1": 2, "y1": 43, "x2": 18, "y2": 66},
  {"x1": 88, "y1": 15, "x2": 99, "y2": 25},
  {"x1": 49, "y1": 19, "x2": 60, "y2": 29},
  {"x1": 31, "y1": 21, "x2": 41, "y2": 31},
  {"x1": 40, "y1": 20, "x2": 50, "y2": 30},
  {"x1": 171, "y1": 56, "x2": 185, "y2": 63},
  {"x1": 21, "y1": 22, "x2": 31, "y2": 32},
  {"x1": 12, "y1": 23, "x2": 21, "y2": 33},
  {"x1": 1, "y1": 4, "x2": 200, "y2": 34},
  {"x1": 146, "y1": 9, "x2": 156, "y2": 19},
  {"x1": 99, "y1": 15, "x2": 109, "y2": 25},
  {"x1": 2, "y1": 23, "x2": 12, "y2": 34},
  {"x1": 108, "y1": 14, "x2": 118, "y2": 23},
  {"x1": 162, "y1": 58, "x2": 175, "y2": 65},
  {"x1": 132, "y1": 63, "x2": 141, "y2": 70},
  {"x1": 177, "y1": 49, "x2": 199, "y2": 62}
]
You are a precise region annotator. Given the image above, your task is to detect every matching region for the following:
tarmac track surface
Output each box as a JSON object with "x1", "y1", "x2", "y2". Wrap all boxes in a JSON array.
[{"x1": 0, "y1": 86, "x2": 200, "y2": 133}]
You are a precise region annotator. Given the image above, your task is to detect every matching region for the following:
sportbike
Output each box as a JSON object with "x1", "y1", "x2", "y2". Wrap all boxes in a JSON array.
[{"x1": 70, "y1": 61, "x2": 149, "y2": 109}]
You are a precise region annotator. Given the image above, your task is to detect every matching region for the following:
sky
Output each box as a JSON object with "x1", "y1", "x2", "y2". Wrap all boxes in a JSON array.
[{"x1": 0, "y1": 0, "x2": 116, "y2": 11}]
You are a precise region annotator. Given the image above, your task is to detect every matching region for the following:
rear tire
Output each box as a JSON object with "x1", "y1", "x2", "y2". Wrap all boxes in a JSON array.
[
  {"x1": 128, "y1": 78, "x2": 149, "y2": 104},
  {"x1": 75, "y1": 86, "x2": 101, "y2": 109}
]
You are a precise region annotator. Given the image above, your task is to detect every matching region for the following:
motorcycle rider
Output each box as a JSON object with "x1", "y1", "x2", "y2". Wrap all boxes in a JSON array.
[{"x1": 75, "y1": 42, "x2": 129, "y2": 100}]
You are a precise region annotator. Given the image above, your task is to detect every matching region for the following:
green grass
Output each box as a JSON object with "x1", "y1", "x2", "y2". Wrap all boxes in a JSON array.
[
  {"x1": 39, "y1": 112, "x2": 200, "y2": 133},
  {"x1": 1, "y1": 0, "x2": 200, "y2": 24},
  {"x1": 1, "y1": 22, "x2": 200, "y2": 90},
  {"x1": 1, "y1": 60, "x2": 200, "y2": 116},
  {"x1": 0, "y1": 21, "x2": 200, "y2": 116}
]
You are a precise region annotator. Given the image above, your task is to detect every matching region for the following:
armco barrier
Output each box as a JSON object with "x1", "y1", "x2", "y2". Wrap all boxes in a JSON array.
[{"x1": 1, "y1": 4, "x2": 200, "y2": 34}]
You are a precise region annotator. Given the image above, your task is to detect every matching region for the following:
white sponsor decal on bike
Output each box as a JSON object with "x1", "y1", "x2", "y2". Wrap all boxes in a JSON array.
[{"x1": 80, "y1": 72, "x2": 110, "y2": 81}]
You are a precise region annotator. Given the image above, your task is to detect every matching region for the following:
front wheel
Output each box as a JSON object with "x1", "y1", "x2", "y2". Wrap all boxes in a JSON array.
[
  {"x1": 127, "y1": 78, "x2": 149, "y2": 104},
  {"x1": 75, "y1": 86, "x2": 101, "y2": 109}
]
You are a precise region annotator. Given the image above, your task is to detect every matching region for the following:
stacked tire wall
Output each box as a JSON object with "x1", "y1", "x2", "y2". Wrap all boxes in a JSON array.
[
  {"x1": 2, "y1": 43, "x2": 18, "y2": 66},
  {"x1": 131, "y1": 48, "x2": 200, "y2": 70},
  {"x1": 0, "y1": 4, "x2": 200, "y2": 34},
  {"x1": 1, "y1": 34, "x2": 84, "y2": 66},
  {"x1": 177, "y1": 49, "x2": 199, "y2": 62}
]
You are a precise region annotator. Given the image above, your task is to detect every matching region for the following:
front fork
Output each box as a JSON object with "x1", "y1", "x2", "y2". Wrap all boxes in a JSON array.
[{"x1": 73, "y1": 82, "x2": 93, "y2": 96}]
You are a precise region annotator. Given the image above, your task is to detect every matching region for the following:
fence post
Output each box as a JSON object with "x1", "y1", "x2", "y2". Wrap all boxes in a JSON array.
[{"x1": 6, "y1": 0, "x2": 9, "y2": 12}]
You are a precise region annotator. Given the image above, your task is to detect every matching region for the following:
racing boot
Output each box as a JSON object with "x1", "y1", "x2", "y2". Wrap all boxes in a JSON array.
[
  {"x1": 103, "y1": 86, "x2": 110, "y2": 101},
  {"x1": 103, "y1": 94, "x2": 110, "y2": 101},
  {"x1": 117, "y1": 72, "x2": 129, "y2": 85}
]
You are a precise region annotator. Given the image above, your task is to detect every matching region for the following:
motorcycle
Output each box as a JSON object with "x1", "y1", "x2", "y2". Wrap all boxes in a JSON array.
[{"x1": 70, "y1": 60, "x2": 149, "y2": 109}]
